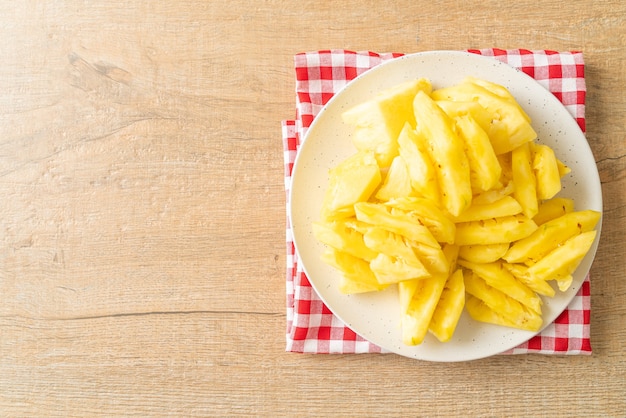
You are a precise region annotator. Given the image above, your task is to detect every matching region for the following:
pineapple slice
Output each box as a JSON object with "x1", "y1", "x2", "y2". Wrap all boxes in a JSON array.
[
  {"x1": 532, "y1": 143, "x2": 562, "y2": 200},
  {"x1": 370, "y1": 253, "x2": 430, "y2": 284},
  {"x1": 399, "y1": 279, "x2": 420, "y2": 313},
  {"x1": 453, "y1": 195, "x2": 522, "y2": 223},
  {"x1": 412, "y1": 91, "x2": 472, "y2": 217},
  {"x1": 464, "y1": 271, "x2": 543, "y2": 331},
  {"x1": 465, "y1": 294, "x2": 541, "y2": 332},
  {"x1": 354, "y1": 202, "x2": 439, "y2": 248},
  {"x1": 396, "y1": 122, "x2": 441, "y2": 204},
  {"x1": 342, "y1": 78, "x2": 432, "y2": 168},
  {"x1": 321, "y1": 249, "x2": 388, "y2": 294},
  {"x1": 385, "y1": 196, "x2": 456, "y2": 245},
  {"x1": 435, "y1": 99, "x2": 493, "y2": 134},
  {"x1": 458, "y1": 260, "x2": 542, "y2": 314},
  {"x1": 512, "y1": 142, "x2": 539, "y2": 219},
  {"x1": 374, "y1": 155, "x2": 413, "y2": 201},
  {"x1": 455, "y1": 214, "x2": 538, "y2": 246},
  {"x1": 432, "y1": 79, "x2": 537, "y2": 154},
  {"x1": 527, "y1": 230, "x2": 597, "y2": 282},
  {"x1": 453, "y1": 114, "x2": 502, "y2": 192},
  {"x1": 503, "y1": 263, "x2": 555, "y2": 298},
  {"x1": 429, "y1": 268, "x2": 465, "y2": 342},
  {"x1": 320, "y1": 151, "x2": 381, "y2": 221},
  {"x1": 503, "y1": 209, "x2": 601, "y2": 264},
  {"x1": 363, "y1": 227, "x2": 421, "y2": 267},
  {"x1": 312, "y1": 219, "x2": 377, "y2": 261},
  {"x1": 401, "y1": 272, "x2": 447, "y2": 345},
  {"x1": 458, "y1": 243, "x2": 510, "y2": 264},
  {"x1": 532, "y1": 197, "x2": 575, "y2": 226}
]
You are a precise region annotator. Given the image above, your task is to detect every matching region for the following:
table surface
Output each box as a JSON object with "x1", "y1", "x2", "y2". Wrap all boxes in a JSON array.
[{"x1": 1, "y1": 1, "x2": 624, "y2": 416}]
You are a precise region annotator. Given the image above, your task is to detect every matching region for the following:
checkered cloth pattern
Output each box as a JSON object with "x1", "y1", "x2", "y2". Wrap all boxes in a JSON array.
[{"x1": 282, "y1": 48, "x2": 592, "y2": 356}]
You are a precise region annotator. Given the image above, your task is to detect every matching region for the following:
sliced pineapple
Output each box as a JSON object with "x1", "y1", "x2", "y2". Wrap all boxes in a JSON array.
[
  {"x1": 429, "y1": 268, "x2": 465, "y2": 342},
  {"x1": 320, "y1": 150, "x2": 381, "y2": 221},
  {"x1": 342, "y1": 78, "x2": 432, "y2": 168}
]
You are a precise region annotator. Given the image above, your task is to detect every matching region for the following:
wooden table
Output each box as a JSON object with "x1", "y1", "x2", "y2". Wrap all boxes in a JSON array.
[{"x1": 1, "y1": 1, "x2": 624, "y2": 416}]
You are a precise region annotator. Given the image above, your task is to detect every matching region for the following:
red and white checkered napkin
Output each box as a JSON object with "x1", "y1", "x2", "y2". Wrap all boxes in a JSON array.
[{"x1": 281, "y1": 48, "x2": 592, "y2": 356}]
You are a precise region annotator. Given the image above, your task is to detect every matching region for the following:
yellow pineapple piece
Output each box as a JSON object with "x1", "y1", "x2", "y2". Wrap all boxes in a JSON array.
[
  {"x1": 401, "y1": 271, "x2": 448, "y2": 346},
  {"x1": 321, "y1": 249, "x2": 388, "y2": 294},
  {"x1": 458, "y1": 243, "x2": 510, "y2": 264},
  {"x1": 455, "y1": 214, "x2": 538, "y2": 246},
  {"x1": 399, "y1": 279, "x2": 420, "y2": 313},
  {"x1": 532, "y1": 143, "x2": 562, "y2": 200},
  {"x1": 413, "y1": 91, "x2": 472, "y2": 216},
  {"x1": 453, "y1": 114, "x2": 502, "y2": 192},
  {"x1": 363, "y1": 227, "x2": 422, "y2": 267},
  {"x1": 458, "y1": 260, "x2": 542, "y2": 314},
  {"x1": 396, "y1": 122, "x2": 441, "y2": 204},
  {"x1": 369, "y1": 253, "x2": 430, "y2": 284},
  {"x1": 503, "y1": 209, "x2": 601, "y2": 264},
  {"x1": 435, "y1": 99, "x2": 493, "y2": 133},
  {"x1": 429, "y1": 269, "x2": 465, "y2": 342},
  {"x1": 556, "y1": 275, "x2": 573, "y2": 292},
  {"x1": 312, "y1": 219, "x2": 377, "y2": 261},
  {"x1": 533, "y1": 197, "x2": 575, "y2": 226},
  {"x1": 432, "y1": 79, "x2": 537, "y2": 154},
  {"x1": 453, "y1": 196, "x2": 522, "y2": 223},
  {"x1": 527, "y1": 230, "x2": 597, "y2": 282},
  {"x1": 321, "y1": 151, "x2": 381, "y2": 221},
  {"x1": 374, "y1": 155, "x2": 413, "y2": 201},
  {"x1": 465, "y1": 294, "x2": 541, "y2": 332},
  {"x1": 503, "y1": 263, "x2": 555, "y2": 297},
  {"x1": 464, "y1": 271, "x2": 543, "y2": 332},
  {"x1": 342, "y1": 78, "x2": 432, "y2": 168},
  {"x1": 385, "y1": 196, "x2": 456, "y2": 244},
  {"x1": 354, "y1": 202, "x2": 439, "y2": 248},
  {"x1": 512, "y1": 142, "x2": 539, "y2": 219}
]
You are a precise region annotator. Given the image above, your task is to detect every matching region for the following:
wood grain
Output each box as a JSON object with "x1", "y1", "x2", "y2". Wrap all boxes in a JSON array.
[{"x1": 1, "y1": 0, "x2": 625, "y2": 416}]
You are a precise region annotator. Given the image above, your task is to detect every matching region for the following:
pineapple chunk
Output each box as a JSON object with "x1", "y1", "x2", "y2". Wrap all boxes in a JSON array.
[
  {"x1": 556, "y1": 275, "x2": 574, "y2": 292},
  {"x1": 455, "y1": 214, "x2": 538, "y2": 246},
  {"x1": 454, "y1": 196, "x2": 522, "y2": 223},
  {"x1": 354, "y1": 202, "x2": 439, "y2": 248},
  {"x1": 532, "y1": 143, "x2": 562, "y2": 200},
  {"x1": 458, "y1": 260, "x2": 542, "y2": 314},
  {"x1": 342, "y1": 78, "x2": 432, "y2": 168},
  {"x1": 465, "y1": 294, "x2": 541, "y2": 332},
  {"x1": 458, "y1": 243, "x2": 510, "y2": 264},
  {"x1": 533, "y1": 197, "x2": 575, "y2": 226},
  {"x1": 432, "y1": 79, "x2": 537, "y2": 154},
  {"x1": 503, "y1": 209, "x2": 601, "y2": 264},
  {"x1": 374, "y1": 155, "x2": 413, "y2": 201},
  {"x1": 464, "y1": 271, "x2": 543, "y2": 331},
  {"x1": 410, "y1": 241, "x2": 449, "y2": 274},
  {"x1": 396, "y1": 122, "x2": 441, "y2": 204},
  {"x1": 503, "y1": 263, "x2": 556, "y2": 297},
  {"x1": 512, "y1": 142, "x2": 539, "y2": 219},
  {"x1": 527, "y1": 230, "x2": 597, "y2": 282},
  {"x1": 453, "y1": 114, "x2": 502, "y2": 192},
  {"x1": 399, "y1": 279, "x2": 420, "y2": 313},
  {"x1": 370, "y1": 253, "x2": 430, "y2": 284},
  {"x1": 401, "y1": 273, "x2": 447, "y2": 345},
  {"x1": 385, "y1": 196, "x2": 456, "y2": 244},
  {"x1": 413, "y1": 91, "x2": 472, "y2": 216},
  {"x1": 312, "y1": 220, "x2": 377, "y2": 261},
  {"x1": 363, "y1": 227, "x2": 421, "y2": 267},
  {"x1": 321, "y1": 151, "x2": 381, "y2": 221},
  {"x1": 321, "y1": 249, "x2": 388, "y2": 294},
  {"x1": 435, "y1": 99, "x2": 493, "y2": 133},
  {"x1": 429, "y1": 269, "x2": 465, "y2": 342}
]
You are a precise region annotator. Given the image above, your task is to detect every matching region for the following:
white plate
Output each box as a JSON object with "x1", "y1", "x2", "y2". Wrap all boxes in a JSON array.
[{"x1": 289, "y1": 51, "x2": 602, "y2": 362}]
